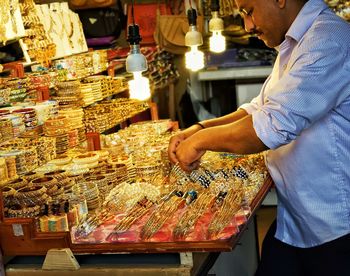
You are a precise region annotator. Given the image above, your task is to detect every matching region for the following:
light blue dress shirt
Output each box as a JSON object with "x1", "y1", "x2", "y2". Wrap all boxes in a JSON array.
[{"x1": 241, "y1": 0, "x2": 350, "y2": 247}]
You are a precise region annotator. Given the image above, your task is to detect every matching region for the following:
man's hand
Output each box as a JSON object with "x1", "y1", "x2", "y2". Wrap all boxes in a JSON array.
[
  {"x1": 168, "y1": 124, "x2": 203, "y2": 164},
  {"x1": 168, "y1": 132, "x2": 186, "y2": 164},
  {"x1": 174, "y1": 136, "x2": 206, "y2": 172}
]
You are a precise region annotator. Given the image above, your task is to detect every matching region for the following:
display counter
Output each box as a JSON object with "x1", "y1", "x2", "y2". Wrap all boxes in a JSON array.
[
  {"x1": 0, "y1": 117, "x2": 272, "y2": 276},
  {"x1": 0, "y1": 174, "x2": 272, "y2": 256}
]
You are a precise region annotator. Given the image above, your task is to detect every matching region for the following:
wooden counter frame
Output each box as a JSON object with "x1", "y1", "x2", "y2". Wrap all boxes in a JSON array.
[{"x1": 0, "y1": 176, "x2": 273, "y2": 256}]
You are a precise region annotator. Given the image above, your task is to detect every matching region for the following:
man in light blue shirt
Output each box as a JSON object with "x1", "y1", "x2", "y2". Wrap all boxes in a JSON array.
[{"x1": 168, "y1": 0, "x2": 350, "y2": 274}]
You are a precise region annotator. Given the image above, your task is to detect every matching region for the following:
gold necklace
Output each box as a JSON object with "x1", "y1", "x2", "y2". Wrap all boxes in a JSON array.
[
  {"x1": 61, "y1": 9, "x2": 73, "y2": 37},
  {"x1": 9, "y1": 0, "x2": 19, "y2": 34},
  {"x1": 49, "y1": 9, "x2": 65, "y2": 39},
  {"x1": 36, "y1": 6, "x2": 53, "y2": 47},
  {"x1": 0, "y1": 0, "x2": 10, "y2": 44},
  {"x1": 61, "y1": 9, "x2": 74, "y2": 48}
]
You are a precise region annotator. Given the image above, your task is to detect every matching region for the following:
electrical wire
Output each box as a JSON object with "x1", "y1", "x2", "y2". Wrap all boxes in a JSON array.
[{"x1": 131, "y1": 0, "x2": 135, "y2": 25}]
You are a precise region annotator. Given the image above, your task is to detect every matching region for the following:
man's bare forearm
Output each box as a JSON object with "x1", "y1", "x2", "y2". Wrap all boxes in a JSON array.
[
  {"x1": 192, "y1": 114, "x2": 268, "y2": 154},
  {"x1": 199, "y1": 109, "x2": 248, "y2": 128}
]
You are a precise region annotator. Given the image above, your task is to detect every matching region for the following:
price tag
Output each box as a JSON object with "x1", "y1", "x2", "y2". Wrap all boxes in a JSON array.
[{"x1": 12, "y1": 224, "x2": 24, "y2": 236}]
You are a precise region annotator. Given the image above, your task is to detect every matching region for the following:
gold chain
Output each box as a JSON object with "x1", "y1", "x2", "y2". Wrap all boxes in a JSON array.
[
  {"x1": 0, "y1": 0, "x2": 11, "y2": 44},
  {"x1": 10, "y1": 0, "x2": 19, "y2": 34}
]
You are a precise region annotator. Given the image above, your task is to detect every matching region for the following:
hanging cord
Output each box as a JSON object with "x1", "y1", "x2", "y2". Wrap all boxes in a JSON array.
[
  {"x1": 187, "y1": 0, "x2": 197, "y2": 27},
  {"x1": 131, "y1": 0, "x2": 135, "y2": 25},
  {"x1": 127, "y1": 0, "x2": 141, "y2": 45},
  {"x1": 187, "y1": 0, "x2": 199, "y2": 18}
]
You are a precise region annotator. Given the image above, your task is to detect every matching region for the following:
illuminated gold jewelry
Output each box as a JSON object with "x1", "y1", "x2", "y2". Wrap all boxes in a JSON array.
[
  {"x1": 207, "y1": 188, "x2": 244, "y2": 239},
  {"x1": 111, "y1": 197, "x2": 154, "y2": 234},
  {"x1": 9, "y1": 0, "x2": 19, "y2": 34},
  {"x1": 173, "y1": 193, "x2": 214, "y2": 239},
  {"x1": 0, "y1": 0, "x2": 10, "y2": 44},
  {"x1": 140, "y1": 195, "x2": 184, "y2": 240}
]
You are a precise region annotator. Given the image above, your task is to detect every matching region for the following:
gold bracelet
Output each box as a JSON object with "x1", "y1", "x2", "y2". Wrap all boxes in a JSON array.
[
  {"x1": 14, "y1": 185, "x2": 47, "y2": 200},
  {"x1": 2, "y1": 186, "x2": 15, "y2": 198},
  {"x1": 73, "y1": 152, "x2": 99, "y2": 165},
  {"x1": 7, "y1": 177, "x2": 28, "y2": 190},
  {"x1": 48, "y1": 155, "x2": 72, "y2": 166},
  {"x1": 31, "y1": 176, "x2": 58, "y2": 189}
]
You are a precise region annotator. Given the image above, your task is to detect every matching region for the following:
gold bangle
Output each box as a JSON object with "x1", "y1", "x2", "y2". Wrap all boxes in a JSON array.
[
  {"x1": 31, "y1": 176, "x2": 58, "y2": 189},
  {"x1": 1, "y1": 186, "x2": 16, "y2": 197},
  {"x1": 48, "y1": 156, "x2": 72, "y2": 166},
  {"x1": 44, "y1": 170, "x2": 68, "y2": 181},
  {"x1": 23, "y1": 171, "x2": 42, "y2": 182},
  {"x1": 7, "y1": 177, "x2": 28, "y2": 190},
  {"x1": 73, "y1": 153, "x2": 99, "y2": 164},
  {"x1": 15, "y1": 185, "x2": 47, "y2": 200}
]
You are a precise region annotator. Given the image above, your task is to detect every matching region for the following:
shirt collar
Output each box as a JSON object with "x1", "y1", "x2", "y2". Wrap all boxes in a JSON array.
[{"x1": 286, "y1": 0, "x2": 328, "y2": 42}]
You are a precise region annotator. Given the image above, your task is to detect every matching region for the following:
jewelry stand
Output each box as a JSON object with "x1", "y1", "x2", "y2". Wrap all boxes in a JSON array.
[
  {"x1": 48, "y1": 2, "x2": 72, "y2": 58},
  {"x1": 69, "y1": 11, "x2": 89, "y2": 54},
  {"x1": 39, "y1": 3, "x2": 64, "y2": 58},
  {"x1": 19, "y1": 39, "x2": 32, "y2": 64},
  {"x1": 35, "y1": 5, "x2": 48, "y2": 31},
  {"x1": 6, "y1": 0, "x2": 25, "y2": 41},
  {"x1": 13, "y1": 0, "x2": 87, "y2": 65},
  {"x1": 19, "y1": 0, "x2": 56, "y2": 66},
  {"x1": 61, "y1": 2, "x2": 88, "y2": 54}
]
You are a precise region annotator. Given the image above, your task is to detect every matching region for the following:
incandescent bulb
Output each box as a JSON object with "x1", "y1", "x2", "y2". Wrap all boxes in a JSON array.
[
  {"x1": 185, "y1": 45, "x2": 204, "y2": 71},
  {"x1": 128, "y1": 72, "x2": 151, "y2": 101}
]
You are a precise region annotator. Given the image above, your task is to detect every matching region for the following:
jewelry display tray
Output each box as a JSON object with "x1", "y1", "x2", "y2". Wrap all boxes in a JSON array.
[{"x1": 0, "y1": 176, "x2": 273, "y2": 256}]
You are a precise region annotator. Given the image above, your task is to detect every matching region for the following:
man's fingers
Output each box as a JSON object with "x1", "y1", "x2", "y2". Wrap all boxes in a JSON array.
[
  {"x1": 168, "y1": 139, "x2": 181, "y2": 164},
  {"x1": 168, "y1": 150, "x2": 179, "y2": 164},
  {"x1": 191, "y1": 160, "x2": 200, "y2": 170},
  {"x1": 179, "y1": 160, "x2": 200, "y2": 172}
]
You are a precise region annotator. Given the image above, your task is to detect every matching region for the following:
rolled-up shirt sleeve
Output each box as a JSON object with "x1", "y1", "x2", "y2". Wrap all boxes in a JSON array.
[
  {"x1": 240, "y1": 96, "x2": 260, "y2": 114},
  {"x1": 239, "y1": 75, "x2": 271, "y2": 115},
  {"x1": 251, "y1": 40, "x2": 350, "y2": 149}
]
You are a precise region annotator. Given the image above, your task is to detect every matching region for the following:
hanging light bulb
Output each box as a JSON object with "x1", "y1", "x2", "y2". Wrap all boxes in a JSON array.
[
  {"x1": 209, "y1": 0, "x2": 226, "y2": 53},
  {"x1": 185, "y1": 8, "x2": 204, "y2": 71},
  {"x1": 126, "y1": 24, "x2": 151, "y2": 101},
  {"x1": 127, "y1": 71, "x2": 151, "y2": 101}
]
